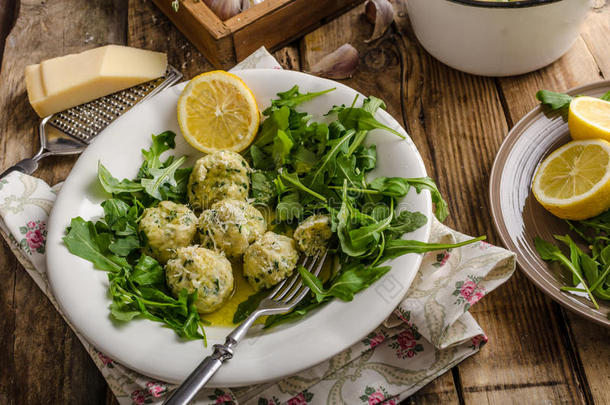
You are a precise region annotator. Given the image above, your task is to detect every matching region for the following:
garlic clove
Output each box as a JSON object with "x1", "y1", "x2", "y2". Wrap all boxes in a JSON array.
[
  {"x1": 364, "y1": 0, "x2": 394, "y2": 43},
  {"x1": 204, "y1": 0, "x2": 243, "y2": 20},
  {"x1": 309, "y1": 44, "x2": 359, "y2": 80}
]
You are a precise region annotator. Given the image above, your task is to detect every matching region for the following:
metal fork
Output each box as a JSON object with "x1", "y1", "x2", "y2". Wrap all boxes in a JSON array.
[
  {"x1": 163, "y1": 252, "x2": 328, "y2": 405},
  {"x1": 0, "y1": 65, "x2": 182, "y2": 179}
]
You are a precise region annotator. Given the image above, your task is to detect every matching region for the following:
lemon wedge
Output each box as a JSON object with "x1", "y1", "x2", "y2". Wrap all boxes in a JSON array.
[
  {"x1": 568, "y1": 96, "x2": 610, "y2": 141},
  {"x1": 532, "y1": 139, "x2": 610, "y2": 220},
  {"x1": 177, "y1": 71, "x2": 259, "y2": 153}
]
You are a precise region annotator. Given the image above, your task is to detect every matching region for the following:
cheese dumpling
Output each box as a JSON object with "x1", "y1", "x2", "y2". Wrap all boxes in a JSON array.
[
  {"x1": 166, "y1": 246, "x2": 234, "y2": 314},
  {"x1": 243, "y1": 231, "x2": 299, "y2": 291},
  {"x1": 187, "y1": 151, "x2": 250, "y2": 211},
  {"x1": 139, "y1": 201, "x2": 197, "y2": 264},
  {"x1": 293, "y1": 214, "x2": 333, "y2": 257},
  {"x1": 198, "y1": 199, "x2": 266, "y2": 259}
]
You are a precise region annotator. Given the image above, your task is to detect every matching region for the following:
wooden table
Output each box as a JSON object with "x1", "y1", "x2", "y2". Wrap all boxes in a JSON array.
[{"x1": 1, "y1": 1, "x2": 609, "y2": 404}]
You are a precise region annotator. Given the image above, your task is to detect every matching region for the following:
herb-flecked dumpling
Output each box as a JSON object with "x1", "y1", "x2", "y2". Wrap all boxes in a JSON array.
[
  {"x1": 138, "y1": 201, "x2": 197, "y2": 264},
  {"x1": 243, "y1": 231, "x2": 299, "y2": 291},
  {"x1": 198, "y1": 199, "x2": 266, "y2": 259},
  {"x1": 187, "y1": 150, "x2": 250, "y2": 211},
  {"x1": 165, "y1": 246, "x2": 234, "y2": 313}
]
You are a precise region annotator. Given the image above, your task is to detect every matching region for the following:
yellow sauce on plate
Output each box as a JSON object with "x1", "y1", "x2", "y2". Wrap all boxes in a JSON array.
[{"x1": 201, "y1": 262, "x2": 257, "y2": 326}]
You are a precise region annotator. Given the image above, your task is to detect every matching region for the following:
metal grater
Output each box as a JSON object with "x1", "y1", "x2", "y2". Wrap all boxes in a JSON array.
[
  {"x1": 49, "y1": 65, "x2": 182, "y2": 144},
  {"x1": 0, "y1": 65, "x2": 183, "y2": 178}
]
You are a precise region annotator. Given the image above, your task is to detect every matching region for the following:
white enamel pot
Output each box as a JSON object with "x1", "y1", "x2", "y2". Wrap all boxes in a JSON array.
[{"x1": 405, "y1": 0, "x2": 593, "y2": 77}]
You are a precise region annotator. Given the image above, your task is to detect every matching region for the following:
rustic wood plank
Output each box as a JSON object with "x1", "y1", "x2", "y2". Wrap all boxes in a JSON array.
[
  {"x1": 0, "y1": 1, "x2": 128, "y2": 404},
  {"x1": 402, "y1": 371, "x2": 461, "y2": 405},
  {"x1": 129, "y1": 0, "x2": 214, "y2": 80},
  {"x1": 273, "y1": 45, "x2": 301, "y2": 71},
  {"x1": 389, "y1": 1, "x2": 591, "y2": 403},
  {"x1": 0, "y1": 242, "x2": 18, "y2": 404},
  {"x1": 580, "y1": 0, "x2": 610, "y2": 77},
  {"x1": 0, "y1": 0, "x2": 16, "y2": 67},
  {"x1": 300, "y1": 5, "x2": 463, "y2": 404},
  {"x1": 565, "y1": 314, "x2": 610, "y2": 405}
]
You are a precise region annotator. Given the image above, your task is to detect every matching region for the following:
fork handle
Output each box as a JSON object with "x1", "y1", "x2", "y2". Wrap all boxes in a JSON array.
[
  {"x1": 0, "y1": 158, "x2": 40, "y2": 179},
  {"x1": 163, "y1": 343, "x2": 234, "y2": 405}
]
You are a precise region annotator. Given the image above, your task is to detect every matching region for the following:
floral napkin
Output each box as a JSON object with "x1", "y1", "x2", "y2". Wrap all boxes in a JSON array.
[{"x1": 0, "y1": 47, "x2": 516, "y2": 405}]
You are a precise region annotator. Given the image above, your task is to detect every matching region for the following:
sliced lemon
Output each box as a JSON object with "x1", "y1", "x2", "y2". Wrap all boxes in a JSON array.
[
  {"x1": 568, "y1": 96, "x2": 610, "y2": 141},
  {"x1": 177, "y1": 71, "x2": 259, "y2": 153},
  {"x1": 532, "y1": 139, "x2": 610, "y2": 220}
]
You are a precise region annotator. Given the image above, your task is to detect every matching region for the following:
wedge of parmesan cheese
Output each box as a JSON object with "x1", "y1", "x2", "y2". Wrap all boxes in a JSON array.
[{"x1": 25, "y1": 45, "x2": 167, "y2": 117}]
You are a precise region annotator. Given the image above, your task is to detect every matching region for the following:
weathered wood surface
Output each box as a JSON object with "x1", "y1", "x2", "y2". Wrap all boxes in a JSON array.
[{"x1": 0, "y1": 0, "x2": 608, "y2": 404}]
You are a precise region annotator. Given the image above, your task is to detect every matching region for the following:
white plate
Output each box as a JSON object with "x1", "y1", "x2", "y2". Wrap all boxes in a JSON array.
[{"x1": 46, "y1": 69, "x2": 432, "y2": 386}]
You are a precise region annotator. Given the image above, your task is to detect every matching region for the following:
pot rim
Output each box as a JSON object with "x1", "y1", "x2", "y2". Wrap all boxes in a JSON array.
[{"x1": 446, "y1": 0, "x2": 563, "y2": 8}]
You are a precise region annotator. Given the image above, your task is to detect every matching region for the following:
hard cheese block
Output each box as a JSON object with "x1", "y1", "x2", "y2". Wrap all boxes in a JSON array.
[{"x1": 25, "y1": 45, "x2": 167, "y2": 117}]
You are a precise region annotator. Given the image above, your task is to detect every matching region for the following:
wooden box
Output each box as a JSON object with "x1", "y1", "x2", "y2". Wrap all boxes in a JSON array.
[{"x1": 152, "y1": 0, "x2": 365, "y2": 68}]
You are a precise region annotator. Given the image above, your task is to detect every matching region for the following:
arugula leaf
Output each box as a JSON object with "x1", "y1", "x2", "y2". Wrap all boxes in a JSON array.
[
  {"x1": 141, "y1": 155, "x2": 187, "y2": 200},
  {"x1": 337, "y1": 108, "x2": 405, "y2": 140},
  {"x1": 381, "y1": 236, "x2": 486, "y2": 262},
  {"x1": 63, "y1": 217, "x2": 127, "y2": 272},
  {"x1": 554, "y1": 234, "x2": 584, "y2": 286},
  {"x1": 370, "y1": 177, "x2": 410, "y2": 197},
  {"x1": 254, "y1": 106, "x2": 291, "y2": 148},
  {"x1": 293, "y1": 146, "x2": 318, "y2": 174},
  {"x1": 601, "y1": 91, "x2": 610, "y2": 102},
  {"x1": 355, "y1": 145, "x2": 377, "y2": 172},
  {"x1": 387, "y1": 210, "x2": 428, "y2": 239},
  {"x1": 347, "y1": 199, "x2": 393, "y2": 254},
  {"x1": 139, "y1": 131, "x2": 177, "y2": 177},
  {"x1": 159, "y1": 167, "x2": 192, "y2": 203},
  {"x1": 308, "y1": 129, "x2": 356, "y2": 187},
  {"x1": 102, "y1": 199, "x2": 137, "y2": 236},
  {"x1": 98, "y1": 162, "x2": 143, "y2": 194},
  {"x1": 131, "y1": 255, "x2": 165, "y2": 285},
  {"x1": 276, "y1": 192, "x2": 303, "y2": 222},
  {"x1": 332, "y1": 154, "x2": 363, "y2": 188},
  {"x1": 279, "y1": 170, "x2": 327, "y2": 202},
  {"x1": 272, "y1": 129, "x2": 294, "y2": 167},
  {"x1": 368, "y1": 176, "x2": 448, "y2": 221},
  {"x1": 108, "y1": 235, "x2": 140, "y2": 256},
  {"x1": 534, "y1": 237, "x2": 599, "y2": 309},
  {"x1": 263, "y1": 86, "x2": 335, "y2": 115},
  {"x1": 299, "y1": 264, "x2": 392, "y2": 302},
  {"x1": 250, "y1": 144, "x2": 274, "y2": 170},
  {"x1": 536, "y1": 90, "x2": 573, "y2": 111},
  {"x1": 401, "y1": 177, "x2": 449, "y2": 222},
  {"x1": 251, "y1": 171, "x2": 277, "y2": 205}
]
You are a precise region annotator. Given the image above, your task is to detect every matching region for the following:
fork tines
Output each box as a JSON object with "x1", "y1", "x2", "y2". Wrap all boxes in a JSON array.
[{"x1": 269, "y1": 252, "x2": 328, "y2": 305}]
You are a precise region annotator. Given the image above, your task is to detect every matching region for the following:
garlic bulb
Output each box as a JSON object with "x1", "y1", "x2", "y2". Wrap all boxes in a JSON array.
[{"x1": 309, "y1": 43, "x2": 359, "y2": 80}]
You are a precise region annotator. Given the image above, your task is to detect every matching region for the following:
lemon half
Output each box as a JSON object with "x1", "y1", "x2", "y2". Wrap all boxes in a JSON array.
[
  {"x1": 177, "y1": 71, "x2": 259, "y2": 153},
  {"x1": 532, "y1": 139, "x2": 610, "y2": 220},
  {"x1": 568, "y1": 96, "x2": 610, "y2": 141}
]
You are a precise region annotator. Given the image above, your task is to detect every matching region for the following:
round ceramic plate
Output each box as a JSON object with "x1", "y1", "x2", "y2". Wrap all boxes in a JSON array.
[
  {"x1": 46, "y1": 69, "x2": 432, "y2": 385},
  {"x1": 490, "y1": 80, "x2": 610, "y2": 328}
]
